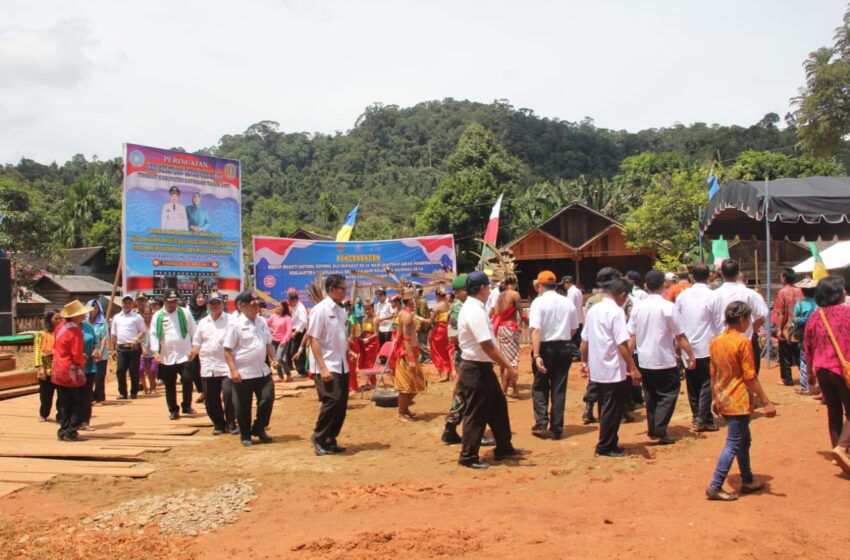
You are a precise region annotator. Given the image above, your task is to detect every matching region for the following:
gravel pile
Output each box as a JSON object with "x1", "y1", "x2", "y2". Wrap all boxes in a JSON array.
[{"x1": 85, "y1": 479, "x2": 257, "y2": 537}]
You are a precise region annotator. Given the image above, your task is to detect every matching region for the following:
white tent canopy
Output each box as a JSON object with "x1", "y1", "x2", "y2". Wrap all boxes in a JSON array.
[{"x1": 793, "y1": 242, "x2": 850, "y2": 273}]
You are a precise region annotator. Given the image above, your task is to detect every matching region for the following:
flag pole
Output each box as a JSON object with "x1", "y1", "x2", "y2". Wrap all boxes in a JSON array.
[
  {"x1": 697, "y1": 206, "x2": 704, "y2": 263},
  {"x1": 764, "y1": 177, "x2": 772, "y2": 368}
]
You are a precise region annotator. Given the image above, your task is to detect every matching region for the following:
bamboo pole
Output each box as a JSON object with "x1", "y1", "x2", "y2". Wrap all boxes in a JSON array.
[{"x1": 105, "y1": 255, "x2": 122, "y2": 321}]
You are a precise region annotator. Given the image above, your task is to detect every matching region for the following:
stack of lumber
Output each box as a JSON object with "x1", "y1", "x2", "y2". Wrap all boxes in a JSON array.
[
  {"x1": 0, "y1": 391, "x2": 214, "y2": 497},
  {"x1": 0, "y1": 353, "x2": 39, "y2": 400}
]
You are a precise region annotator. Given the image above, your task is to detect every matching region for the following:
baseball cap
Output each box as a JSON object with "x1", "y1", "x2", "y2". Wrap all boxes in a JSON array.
[
  {"x1": 467, "y1": 271, "x2": 490, "y2": 290},
  {"x1": 560, "y1": 275, "x2": 574, "y2": 284},
  {"x1": 664, "y1": 272, "x2": 676, "y2": 282},
  {"x1": 208, "y1": 291, "x2": 223, "y2": 302},
  {"x1": 164, "y1": 289, "x2": 180, "y2": 301},
  {"x1": 121, "y1": 294, "x2": 134, "y2": 302},
  {"x1": 537, "y1": 270, "x2": 556, "y2": 284},
  {"x1": 134, "y1": 291, "x2": 148, "y2": 300},
  {"x1": 236, "y1": 291, "x2": 259, "y2": 305},
  {"x1": 451, "y1": 274, "x2": 468, "y2": 291}
]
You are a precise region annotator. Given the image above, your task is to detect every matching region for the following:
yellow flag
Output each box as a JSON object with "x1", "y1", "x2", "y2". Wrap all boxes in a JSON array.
[{"x1": 809, "y1": 242, "x2": 828, "y2": 281}]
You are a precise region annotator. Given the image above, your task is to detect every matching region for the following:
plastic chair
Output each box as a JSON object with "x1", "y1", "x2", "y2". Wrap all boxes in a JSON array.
[{"x1": 358, "y1": 340, "x2": 396, "y2": 400}]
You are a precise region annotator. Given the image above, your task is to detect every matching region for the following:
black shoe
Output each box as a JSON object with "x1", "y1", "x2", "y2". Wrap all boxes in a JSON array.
[
  {"x1": 441, "y1": 426, "x2": 462, "y2": 445},
  {"x1": 656, "y1": 435, "x2": 676, "y2": 445},
  {"x1": 493, "y1": 448, "x2": 527, "y2": 461},
  {"x1": 311, "y1": 434, "x2": 331, "y2": 456},
  {"x1": 62, "y1": 431, "x2": 81, "y2": 442},
  {"x1": 581, "y1": 403, "x2": 596, "y2": 425},
  {"x1": 253, "y1": 430, "x2": 273, "y2": 444},
  {"x1": 531, "y1": 426, "x2": 550, "y2": 439},
  {"x1": 241, "y1": 439, "x2": 253, "y2": 447},
  {"x1": 130, "y1": 393, "x2": 138, "y2": 400},
  {"x1": 327, "y1": 444, "x2": 346, "y2": 453},
  {"x1": 182, "y1": 407, "x2": 197, "y2": 415},
  {"x1": 694, "y1": 421, "x2": 720, "y2": 432},
  {"x1": 213, "y1": 427, "x2": 224, "y2": 435},
  {"x1": 480, "y1": 437, "x2": 496, "y2": 447},
  {"x1": 549, "y1": 431, "x2": 563, "y2": 441},
  {"x1": 595, "y1": 447, "x2": 626, "y2": 457},
  {"x1": 228, "y1": 425, "x2": 240, "y2": 435},
  {"x1": 117, "y1": 395, "x2": 128, "y2": 401},
  {"x1": 622, "y1": 411, "x2": 635, "y2": 423},
  {"x1": 169, "y1": 412, "x2": 179, "y2": 420},
  {"x1": 459, "y1": 460, "x2": 489, "y2": 469}
]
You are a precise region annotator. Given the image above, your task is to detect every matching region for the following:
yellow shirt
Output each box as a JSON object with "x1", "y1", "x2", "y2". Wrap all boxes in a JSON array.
[{"x1": 709, "y1": 328, "x2": 756, "y2": 416}]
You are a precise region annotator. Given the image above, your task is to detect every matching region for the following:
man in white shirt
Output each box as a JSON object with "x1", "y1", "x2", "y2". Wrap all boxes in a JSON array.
[
  {"x1": 530, "y1": 271, "x2": 578, "y2": 440},
  {"x1": 109, "y1": 294, "x2": 147, "y2": 399},
  {"x1": 307, "y1": 274, "x2": 352, "y2": 456},
  {"x1": 709, "y1": 259, "x2": 767, "y2": 372},
  {"x1": 151, "y1": 289, "x2": 197, "y2": 419},
  {"x1": 580, "y1": 278, "x2": 640, "y2": 457},
  {"x1": 626, "y1": 271, "x2": 648, "y2": 303},
  {"x1": 286, "y1": 288, "x2": 309, "y2": 377},
  {"x1": 160, "y1": 185, "x2": 189, "y2": 231},
  {"x1": 628, "y1": 270, "x2": 696, "y2": 444},
  {"x1": 374, "y1": 289, "x2": 395, "y2": 346},
  {"x1": 223, "y1": 291, "x2": 278, "y2": 446},
  {"x1": 456, "y1": 271, "x2": 524, "y2": 469},
  {"x1": 674, "y1": 263, "x2": 719, "y2": 432},
  {"x1": 192, "y1": 292, "x2": 235, "y2": 435}
]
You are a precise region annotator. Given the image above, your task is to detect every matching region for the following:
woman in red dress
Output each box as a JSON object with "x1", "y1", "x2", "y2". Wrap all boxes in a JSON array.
[{"x1": 429, "y1": 288, "x2": 453, "y2": 382}]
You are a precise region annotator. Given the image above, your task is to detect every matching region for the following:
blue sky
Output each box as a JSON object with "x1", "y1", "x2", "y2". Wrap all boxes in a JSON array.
[{"x1": 1, "y1": 0, "x2": 846, "y2": 164}]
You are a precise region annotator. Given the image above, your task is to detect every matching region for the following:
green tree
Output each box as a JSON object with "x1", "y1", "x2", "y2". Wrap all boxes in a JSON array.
[
  {"x1": 242, "y1": 194, "x2": 298, "y2": 249},
  {"x1": 729, "y1": 149, "x2": 844, "y2": 179},
  {"x1": 86, "y1": 208, "x2": 122, "y2": 264},
  {"x1": 415, "y1": 123, "x2": 528, "y2": 269},
  {"x1": 793, "y1": 5, "x2": 850, "y2": 157}
]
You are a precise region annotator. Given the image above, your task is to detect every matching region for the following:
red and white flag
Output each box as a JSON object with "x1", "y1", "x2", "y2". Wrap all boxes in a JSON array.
[{"x1": 483, "y1": 193, "x2": 503, "y2": 245}]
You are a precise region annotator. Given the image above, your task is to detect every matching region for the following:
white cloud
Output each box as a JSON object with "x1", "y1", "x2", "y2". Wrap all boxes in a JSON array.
[{"x1": 0, "y1": 18, "x2": 95, "y2": 88}]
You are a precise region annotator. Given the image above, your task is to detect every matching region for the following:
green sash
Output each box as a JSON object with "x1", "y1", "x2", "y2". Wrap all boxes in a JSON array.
[{"x1": 157, "y1": 308, "x2": 188, "y2": 340}]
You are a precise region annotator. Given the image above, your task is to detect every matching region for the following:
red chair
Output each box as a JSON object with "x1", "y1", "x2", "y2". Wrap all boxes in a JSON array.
[{"x1": 357, "y1": 340, "x2": 395, "y2": 400}]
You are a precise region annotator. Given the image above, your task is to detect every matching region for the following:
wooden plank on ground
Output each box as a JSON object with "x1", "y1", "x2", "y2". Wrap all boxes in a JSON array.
[
  {"x1": 0, "y1": 472, "x2": 56, "y2": 483},
  {"x1": 0, "y1": 458, "x2": 155, "y2": 478},
  {"x1": 0, "y1": 370, "x2": 38, "y2": 390},
  {"x1": 0, "y1": 444, "x2": 147, "y2": 460},
  {"x1": 0, "y1": 386, "x2": 39, "y2": 400},
  {"x1": 0, "y1": 482, "x2": 28, "y2": 497}
]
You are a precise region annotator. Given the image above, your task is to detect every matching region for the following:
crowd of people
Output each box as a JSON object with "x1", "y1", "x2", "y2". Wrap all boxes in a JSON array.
[{"x1": 32, "y1": 258, "x2": 850, "y2": 500}]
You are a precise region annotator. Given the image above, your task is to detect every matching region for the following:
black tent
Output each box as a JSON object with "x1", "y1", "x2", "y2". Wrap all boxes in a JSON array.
[{"x1": 701, "y1": 176, "x2": 850, "y2": 240}]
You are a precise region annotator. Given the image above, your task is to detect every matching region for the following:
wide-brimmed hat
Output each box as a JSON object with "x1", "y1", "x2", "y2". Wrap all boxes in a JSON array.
[
  {"x1": 60, "y1": 299, "x2": 94, "y2": 319},
  {"x1": 795, "y1": 278, "x2": 818, "y2": 289}
]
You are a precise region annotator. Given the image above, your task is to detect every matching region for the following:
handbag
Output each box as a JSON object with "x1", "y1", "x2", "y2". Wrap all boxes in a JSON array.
[
  {"x1": 818, "y1": 309, "x2": 850, "y2": 390},
  {"x1": 51, "y1": 323, "x2": 87, "y2": 388}
]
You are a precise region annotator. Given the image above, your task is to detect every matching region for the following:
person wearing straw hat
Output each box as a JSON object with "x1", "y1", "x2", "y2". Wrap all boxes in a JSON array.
[
  {"x1": 792, "y1": 277, "x2": 818, "y2": 395},
  {"x1": 151, "y1": 289, "x2": 197, "y2": 420},
  {"x1": 192, "y1": 291, "x2": 237, "y2": 435},
  {"x1": 109, "y1": 294, "x2": 147, "y2": 400},
  {"x1": 53, "y1": 299, "x2": 93, "y2": 441}
]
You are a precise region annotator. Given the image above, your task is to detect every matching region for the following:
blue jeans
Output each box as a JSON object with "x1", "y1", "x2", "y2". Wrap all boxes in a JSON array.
[
  {"x1": 709, "y1": 415, "x2": 754, "y2": 491},
  {"x1": 799, "y1": 350, "x2": 809, "y2": 392}
]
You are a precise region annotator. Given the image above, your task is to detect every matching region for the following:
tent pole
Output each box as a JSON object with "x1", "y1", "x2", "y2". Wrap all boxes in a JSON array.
[
  {"x1": 698, "y1": 206, "x2": 704, "y2": 263},
  {"x1": 765, "y1": 177, "x2": 772, "y2": 369}
]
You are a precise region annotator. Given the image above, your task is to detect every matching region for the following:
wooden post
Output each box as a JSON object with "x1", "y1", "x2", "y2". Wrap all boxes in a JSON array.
[{"x1": 105, "y1": 255, "x2": 122, "y2": 321}]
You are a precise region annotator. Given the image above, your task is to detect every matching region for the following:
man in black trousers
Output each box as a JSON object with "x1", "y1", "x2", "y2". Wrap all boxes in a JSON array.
[
  {"x1": 529, "y1": 270, "x2": 578, "y2": 440},
  {"x1": 456, "y1": 271, "x2": 525, "y2": 469},
  {"x1": 308, "y1": 274, "x2": 351, "y2": 456},
  {"x1": 223, "y1": 291, "x2": 279, "y2": 447}
]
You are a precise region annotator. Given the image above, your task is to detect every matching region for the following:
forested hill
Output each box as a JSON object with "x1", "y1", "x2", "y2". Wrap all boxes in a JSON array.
[
  {"x1": 205, "y1": 98, "x2": 801, "y2": 240},
  {"x1": 2, "y1": 97, "x2": 843, "y2": 275}
]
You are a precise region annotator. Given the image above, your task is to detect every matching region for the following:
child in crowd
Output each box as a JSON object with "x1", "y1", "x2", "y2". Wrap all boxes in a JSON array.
[
  {"x1": 706, "y1": 301, "x2": 776, "y2": 501},
  {"x1": 140, "y1": 307, "x2": 158, "y2": 394}
]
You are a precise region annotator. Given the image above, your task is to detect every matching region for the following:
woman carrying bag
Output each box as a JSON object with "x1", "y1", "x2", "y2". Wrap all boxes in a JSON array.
[
  {"x1": 802, "y1": 275, "x2": 850, "y2": 474},
  {"x1": 52, "y1": 300, "x2": 92, "y2": 442}
]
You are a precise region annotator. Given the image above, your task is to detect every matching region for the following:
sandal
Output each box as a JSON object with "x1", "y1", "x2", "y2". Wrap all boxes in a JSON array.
[
  {"x1": 705, "y1": 488, "x2": 738, "y2": 501},
  {"x1": 831, "y1": 447, "x2": 850, "y2": 475},
  {"x1": 740, "y1": 482, "x2": 765, "y2": 494}
]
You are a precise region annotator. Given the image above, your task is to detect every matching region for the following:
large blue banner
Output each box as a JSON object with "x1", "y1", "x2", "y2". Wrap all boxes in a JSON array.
[
  {"x1": 253, "y1": 235, "x2": 456, "y2": 304},
  {"x1": 122, "y1": 144, "x2": 243, "y2": 302}
]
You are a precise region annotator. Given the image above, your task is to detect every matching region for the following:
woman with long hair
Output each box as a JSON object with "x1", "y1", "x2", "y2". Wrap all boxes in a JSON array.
[
  {"x1": 34, "y1": 310, "x2": 61, "y2": 421},
  {"x1": 392, "y1": 290, "x2": 427, "y2": 421},
  {"x1": 803, "y1": 275, "x2": 850, "y2": 475},
  {"x1": 267, "y1": 301, "x2": 292, "y2": 381}
]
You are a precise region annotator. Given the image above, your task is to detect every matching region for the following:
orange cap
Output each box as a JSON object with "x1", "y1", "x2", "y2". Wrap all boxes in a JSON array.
[{"x1": 537, "y1": 270, "x2": 556, "y2": 283}]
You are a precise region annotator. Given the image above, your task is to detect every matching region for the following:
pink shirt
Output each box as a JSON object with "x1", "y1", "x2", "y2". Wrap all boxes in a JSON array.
[
  {"x1": 267, "y1": 314, "x2": 292, "y2": 344},
  {"x1": 803, "y1": 305, "x2": 850, "y2": 378}
]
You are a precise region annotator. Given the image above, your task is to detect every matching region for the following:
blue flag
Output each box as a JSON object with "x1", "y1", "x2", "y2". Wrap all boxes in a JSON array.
[{"x1": 707, "y1": 175, "x2": 720, "y2": 200}]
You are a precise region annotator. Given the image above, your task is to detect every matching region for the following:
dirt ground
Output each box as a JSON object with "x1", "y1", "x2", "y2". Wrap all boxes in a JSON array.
[{"x1": 1, "y1": 345, "x2": 848, "y2": 559}]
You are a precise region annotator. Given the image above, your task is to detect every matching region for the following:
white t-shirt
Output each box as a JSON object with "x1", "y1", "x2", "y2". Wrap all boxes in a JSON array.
[
  {"x1": 529, "y1": 289, "x2": 578, "y2": 342},
  {"x1": 150, "y1": 308, "x2": 196, "y2": 365},
  {"x1": 582, "y1": 297, "x2": 629, "y2": 383},
  {"x1": 305, "y1": 297, "x2": 349, "y2": 374},
  {"x1": 458, "y1": 296, "x2": 494, "y2": 363},
  {"x1": 710, "y1": 282, "x2": 767, "y2": 339},
  {"x1": 193, "y1": 313, "x2": 231, "y2": 377},
  {"x1": 222, "y1": 314, "x2": 272, "y2": 379},
  {"x1": 111, "y1": 311, "x2": 146, "y2": 345},
  {"x1": 290, "y1": 301, "x2": 308, "y2": 333},
  {"x1": 485, "y1": 286, "x2": 500, "y2": 315},
  {"x1": 674, "y1": 283, "x2": 717, "y2": 359},
  {"x1": 566, "y1": 285, "x2": 584, "y2": 324},
  {"x1": 627, "y1": 294, "x2": 683, "y2": 370},
  {"x1": 375, "y1": 300, "x2": 394, "y2": 333}
]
